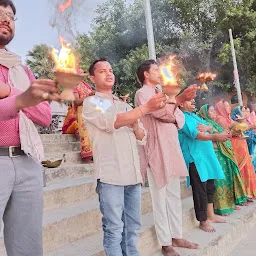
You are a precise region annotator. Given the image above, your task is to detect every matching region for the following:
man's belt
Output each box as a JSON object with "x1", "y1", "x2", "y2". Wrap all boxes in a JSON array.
[{"x1": 0, "y1": 146, "x2": 25, "y2": 157}]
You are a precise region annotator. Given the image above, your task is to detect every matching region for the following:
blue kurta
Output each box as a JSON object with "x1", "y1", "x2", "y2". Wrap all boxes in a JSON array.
[
  {"x1": 178, "y1": 111, "x2": 225, "y2": 182},
  {"x1": 244, "y1": 129, "x2": 256, "y2": 172}
]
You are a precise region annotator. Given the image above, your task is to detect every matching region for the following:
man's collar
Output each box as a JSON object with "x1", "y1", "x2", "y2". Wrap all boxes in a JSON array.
[
  {"x1": 143, "y1": 84, "x2": 157, "y2": 89},
  {"x1": 95, "y1": 91, "x2": 119, "y2": 100}
]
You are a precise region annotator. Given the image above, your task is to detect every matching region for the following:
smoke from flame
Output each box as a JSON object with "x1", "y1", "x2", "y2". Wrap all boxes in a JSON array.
[
  {"x1": 51, "y1": 0, "x2": 78, "y2": 73},
  {"x1": 59, "y1": 0, "x2": 72, "y2": 12}
]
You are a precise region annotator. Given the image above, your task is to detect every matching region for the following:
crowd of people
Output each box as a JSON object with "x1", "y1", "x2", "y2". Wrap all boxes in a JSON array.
[
  {"x1": 78, "y1": 58, "x2": 256, "y2": 256},
  {"x1": 1, "y1": 0, "x2": 256, "y2": 256}
]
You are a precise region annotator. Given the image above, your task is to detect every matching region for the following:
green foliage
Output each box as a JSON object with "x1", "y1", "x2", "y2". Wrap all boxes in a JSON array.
[
  {"x1": 75, "y1": 34, "x2": 96, "y2": 73},
  {"x1": 26, "y1": 0, "x2": 256, "y2": 97},
  {"x1": 26, "y1": 44, "x2": 55, "y2": 79},
  {"x1": 217, "y1": 0, "x2": 256, "y2": 95}
]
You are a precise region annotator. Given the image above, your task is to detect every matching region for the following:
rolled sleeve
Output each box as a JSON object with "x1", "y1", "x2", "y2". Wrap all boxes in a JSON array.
[
  {"x1": 174, "y1": 108, "x2": 185, "y2": 129},
  {"x1": 136, "y1": 121, "x2": 147, "y2": 146},
  {"x1": 82, "y1": 97, "x2": 117, "y2": 132},
  {"x1": 181, "y1": 116, "x2": 199, "y2": 140}
]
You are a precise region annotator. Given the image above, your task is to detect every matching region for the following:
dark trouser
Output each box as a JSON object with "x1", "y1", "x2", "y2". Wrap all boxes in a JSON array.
[{"x1": 189, "y1": 163, "x2": 215, "y2": 222}]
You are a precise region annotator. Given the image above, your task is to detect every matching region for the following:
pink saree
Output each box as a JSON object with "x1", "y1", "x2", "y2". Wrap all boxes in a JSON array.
[{"x1": 215, "y1": 101, "x2": 256, "y2": 198}]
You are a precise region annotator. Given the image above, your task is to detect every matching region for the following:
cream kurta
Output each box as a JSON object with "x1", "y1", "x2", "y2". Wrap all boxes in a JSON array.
[{"x1": 83, "y1": 92, "x2": 145, "y2": 186}]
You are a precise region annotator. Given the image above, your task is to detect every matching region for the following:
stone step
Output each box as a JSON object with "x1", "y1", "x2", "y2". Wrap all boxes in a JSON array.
[
  {"x1": 45, "y1": 163, "x2": 94, "y2": 184},
  {"x1": 40, "y1": 134, "x2": 77, "y2": 144},
  {"x1": 44, "y1": 177, "x2": 95, "y2": 211},
  {"x1": 45, "y1": 197, "x2": 196, "y2": 255},
  {"x1": 153, "y1": 202, "x2": 256, "y2": 256},
  {"x1": 229, "y1": 223, "x2": 256, "y2": 256},
  {"x1": 43, "y1": 176, "x2": 191, "y2": 211},
  {"x1": 44, "y1": 151, "x2": 83, "y2": 164},
  {"x1": 0, "y1": 188, "x2": 154, "y2": 255},
  {"x1": 44, "y1": 142, "x2": 81, "y2": 154},
  {"x1": 43, "y1": 188, "x2": 153, "y2": 252}
]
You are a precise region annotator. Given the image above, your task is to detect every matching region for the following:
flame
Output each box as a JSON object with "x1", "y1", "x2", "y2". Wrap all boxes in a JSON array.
[
  {"x1": 196, "y1": 72, "x2": 217, "y2": 92},
  {"x1": 52, "y1": 36, "x2": 77, "y2": 73},
  {"x1": 159, "y1": 56, "x2": 178, "y2": 87},
  {"x1": 59, "y1": 0, "x2": 72, "y2": 12},
  {"x1": 196, "y1": 72, "x2": 217, "y2": 83}
]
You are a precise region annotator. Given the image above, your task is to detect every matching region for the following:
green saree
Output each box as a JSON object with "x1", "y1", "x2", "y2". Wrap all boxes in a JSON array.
[{"x1": 198, "y1": 105, "x2": 247, "y2": 215}]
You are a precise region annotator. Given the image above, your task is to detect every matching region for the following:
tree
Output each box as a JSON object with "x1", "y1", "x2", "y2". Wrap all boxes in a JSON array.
[
  {"x1": 75, "y1": 34, "x2": 96, "y2": 73},
  {"x1": 28, "y1": 0, "x2": 256, "y2": 98},
  {"x1": 26, "y1": 44, "x2": 55, "y2": 79},
  {"x1": 217, "y1": 0, "x2": 256, "y2": 96},
  {"x1": 89, "y1": 0, "x2": 147, "y2": 62},
  {"x1": 113, "y1": 43, "x2": 191, "y2": 103}
]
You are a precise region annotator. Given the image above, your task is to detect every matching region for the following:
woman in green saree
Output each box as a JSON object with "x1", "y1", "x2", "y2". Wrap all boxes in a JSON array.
[{"x1": 198, "y1": 104, "x2": 247, "y2": 215}]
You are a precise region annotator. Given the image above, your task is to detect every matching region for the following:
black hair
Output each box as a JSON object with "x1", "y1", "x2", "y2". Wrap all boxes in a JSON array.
[
  {"x1": 0, "y1": 0, "x2": 16, "y2": 15},
  {"x1": 89, "y1": 58, "x2": 109, "y2": 76},
  {"x1": 136, "y1": 59, "x2": 157, "y2": 85}
]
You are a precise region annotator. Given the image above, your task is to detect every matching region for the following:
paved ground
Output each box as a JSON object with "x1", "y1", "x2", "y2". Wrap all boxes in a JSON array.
[{"x1": 230, "y1": 223, "x2": 256, "y2": 256}]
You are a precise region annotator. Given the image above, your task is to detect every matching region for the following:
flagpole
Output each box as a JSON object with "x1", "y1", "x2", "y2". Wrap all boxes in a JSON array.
[
  {"x1": 229, "y1": 29, "x2": 243, "y2": 106},
  {"x1": 144, "y1": 0, "x2": 156, "y2": 60}
]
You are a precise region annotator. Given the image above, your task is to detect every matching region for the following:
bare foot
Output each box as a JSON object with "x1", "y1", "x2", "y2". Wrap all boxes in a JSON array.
[
  {"x1": 199, "y1": 220, "x2": 216, "y2": 232},
  {"x1": 172, "y1": 238, "x2": 199, "y2": 249},
  {"x1": 247, "y1": 198, "x2": 254, "y2": 203},
  {"x1": 235, "y1": 206, "x2": 241, "y2": 210},
  {"x1": 240, "y1": 202, "x2": 248, "y2": 206},
  {"x1": 162, "y1": 246, "x2": 180, "y2": 256},
  {"x1": 208, "y1": 214, "x2": 227, "y2": 223}
]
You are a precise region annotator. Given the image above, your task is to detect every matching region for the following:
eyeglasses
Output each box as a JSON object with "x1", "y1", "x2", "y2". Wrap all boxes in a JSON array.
[{"x1": 0, "y1": 10, "x2": 17, "y2": 21}]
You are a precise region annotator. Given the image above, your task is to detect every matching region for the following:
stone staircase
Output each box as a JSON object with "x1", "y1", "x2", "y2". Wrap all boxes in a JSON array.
[{"x1": 1, "y1": 134, "x2": 256, "y2": 256}]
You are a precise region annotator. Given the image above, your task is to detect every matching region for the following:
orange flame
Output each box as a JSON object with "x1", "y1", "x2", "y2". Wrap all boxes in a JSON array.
[
  {"x1": 196, "y1": 72, "x2": 217, "y2": 83},
  {"x1": 159, "y1": 56, "x2": 178, "y2": 87},
  {"x1": 52, "y1": 36, "x2": 77, "y2": 73},
  {"x1": 195, "y1": 72, "x2": 217, "y2": 92},
  {"x1": 59, "y1": 0, "x2": 72, "y2": 12}
]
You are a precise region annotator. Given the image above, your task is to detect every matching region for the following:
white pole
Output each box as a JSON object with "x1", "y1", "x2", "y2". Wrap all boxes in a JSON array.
[
  {"x1": 229, "y1": 29, "x2": 243, "y2": 106},
  {"x1": 144, "y1": 0, "x2": 156, "y2": 60}
]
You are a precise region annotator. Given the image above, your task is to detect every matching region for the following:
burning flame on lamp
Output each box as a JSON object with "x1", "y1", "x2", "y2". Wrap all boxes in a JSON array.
[
  {"x1": 51, "y1": 37, "x2": 85, "y2": 101},
  {"x1": 59, "y1": 0, "x2": 72, "y2": 12},
  {"x1": 159, "y1": 56, "x2": 178, "y2": 87},
  {"x1": 51, "y1": 36, "x2": 77, "y2": 73},
  {"x1": 196, "y1": 72, "x2": 217, "y2": 92},
  {"x1": 50, "y1": 0, "x2": 85, "y2": 101},
  {"x1": 159, "y1": 56, "x2": 182, "y2": 104}
]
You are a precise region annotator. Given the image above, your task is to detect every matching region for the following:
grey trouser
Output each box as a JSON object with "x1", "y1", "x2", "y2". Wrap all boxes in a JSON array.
[{"x1": 0, "y1": 155, "x2": 43, "y2": 256}]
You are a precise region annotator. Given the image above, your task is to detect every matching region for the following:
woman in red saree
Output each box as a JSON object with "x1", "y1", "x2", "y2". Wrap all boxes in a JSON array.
[
  {"x1": 62, "y1": 81, "x2": 93, "y2": 162},
  {"x1": 215, "y1": 100, "x2": 256, "y2": 200}
]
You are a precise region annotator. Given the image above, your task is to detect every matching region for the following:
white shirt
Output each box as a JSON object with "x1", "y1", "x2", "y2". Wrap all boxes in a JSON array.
[{"x1": 82, "y1": 92, "x2": 145, "y2": 186}]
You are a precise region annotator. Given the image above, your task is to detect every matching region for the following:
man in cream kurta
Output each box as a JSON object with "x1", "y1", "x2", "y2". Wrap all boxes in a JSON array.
[
  {"x1": 82, "y1": 58, "x2": 167, "y2": 256},
  {"x1": 135, "y1": 60, "x2": 199, "y2": 256},
  {"x1": 83, "y1": 91, "x2": 144, "y2": 186}
]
